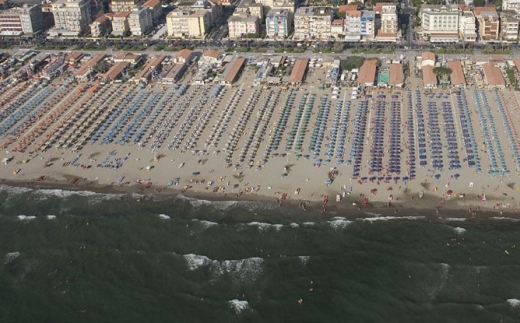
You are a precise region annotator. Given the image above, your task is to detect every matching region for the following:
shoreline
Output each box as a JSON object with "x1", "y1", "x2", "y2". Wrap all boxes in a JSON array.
[{"x1": 2, "y1": 176, "x2": 518, "y2": 224}]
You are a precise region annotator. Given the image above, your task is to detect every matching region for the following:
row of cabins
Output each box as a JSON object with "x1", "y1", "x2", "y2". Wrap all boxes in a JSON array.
[{"x1": 357, "y1": 59, "x2": 404, "y2": 88}]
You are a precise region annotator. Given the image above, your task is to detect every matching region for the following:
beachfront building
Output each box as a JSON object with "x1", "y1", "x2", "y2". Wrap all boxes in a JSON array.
[
  {"x1": 221, "y1": 56, "x2": 246, "y2": 85},
  {"x1": 142, "y1": 0, "x2": 162, "y2": 24},
  {"x1": 128, "y1": 7, "x2": 153, "y2": 36},
  {"x1": 361, "y1": 10, "x2": 376, "y2": 41},
  {"x1": 500, "y1": 11, "x2": 520, "y2": 41},
  {"x1": 0, "y1": 4, "x2": 43, "y2": 37},
  {"x1": 90, "y1": 13, "x2": 113, "y2": 37},
  {"x1": 358, "y1": 59, "x2": 377, "y2": 87},
  {"x1": 134, "y1": 54, "x2": 165, "y2": 84},
  {"x1": 228, "y1": 15, "x2": 259, "y2": 39},
  {"x1": 166, "y1": 9, "x2": 210, "y2": 38},
  {"x1": 447, "y1": 60, "x2": 466, "y2": 88},
  {"x1": 422, "y1": 65, "x2": 437, "y2": 89},
  {"x1": 288, "y1": 58, "x2": 308, "y2": 86},
  {"x1": 102, "y1": 61, "x2": 129, "y2": 83},
  {"x1": 420, "y1": 51, "x2": 435, "y2": 67},
  {"x1": 113, "y1": 52, "x2": 142, "y2": 65},
  {"x1": 389, "y1": 63, "x2": 404, "y2": 88},
  {"x1": 74, "y1": 53, "x2": 106, "y2": 80},
  {"x1": 201, "y1": 49, "x2": 223, "y2": 66},
  {"x1": 475, "y1": 7, "x2": 500, "y2": 41},
  {"x1": 342, "y1": 7, "x2": 362, "y2": 42},
  {"x1": 173, "y1": 48, "x2": 194, "y2": 64},
  {"x1": 50, "y1": 0, "x2": 92, "y2": 36},
  {"x1": 111, "y1": 11, "x2": 130, "y2": 36},
  {"x1": 482, "y1": 62, "x2": 506, "y2": 88},
  {"x1": 265, "y1": 9, "x2": 292, "y2": 38},
  {"x1": 330, "y1": 19, "x2": 344, "y2": 40},
  {"x1": 375, "y1": 2, "x2": 398, "y2": 42},
  {"x1": 459, "y1": 10, "x2": 477, "y2": 43},
  {"x1": 110, "y1": 0, "x2": 138, "y2": 12},
  {"x1": 293, "y1": 7, "x2": 332, "y2": 40},
  {"x1": 420, "y1": 5, "x2": 460, "y2": 42}
]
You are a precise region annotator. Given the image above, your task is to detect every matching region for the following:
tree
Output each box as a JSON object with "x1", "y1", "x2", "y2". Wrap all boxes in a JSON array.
[
  {"x1": 433, "y1": 67, "x2": 452, "y2": 80},
  {"x1": 333, "y1": 41, "x2": 345, "y2": 53},
  {"x1": 340, "y1": 56, "x2": 365, "y2": 70}
]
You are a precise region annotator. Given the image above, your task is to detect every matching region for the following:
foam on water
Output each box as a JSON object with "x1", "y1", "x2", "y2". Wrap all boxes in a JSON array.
[
  {"x1": 290, "y1": 222, "x2": 300, "y2": 228},
  {"x1": 158, "y1": 214, "x2": 171, "y2": 220},
  {"x1": 229, "y1": 299, "x2": 249, "y2": 314},
  {"x1": 247, "y1": 222, "x2": 283, "y2": 231},
  {"x1": 507, "y1": 299, "x2": 520, "y2": 308},
  {"x1": 299, "y1": 256, "x2": 310, "y2": 266},
  {"x1": 453, "y1": 227, "x2": 466, "y2": 235},
  {"x1": 327, "y1": 217, "x2": 352, "y2": 229},
  {"x1": 359, "y1": 216, "x2": 426, "y2": 222},
  {"x1": 192, "y1": 219, "x2": 218, "y2": 228},
  {"x1": 46, "y1": 215, "x2": 56, "y2": 220},
  {"x1": 184, "y1": 254, "x2": 264, "y2": 281},
  {"x1": 0, "y1": 184, "x2": 33, "y2": 195},
  {"x1": 302, "y1": 222, "x2": 315, "y2": 226},
  {"x1": 176, "y1": 194, "x2": 276, "y2": 212},
  {"x1": 4, "y1": 252, "x2": 20, "y2": 264},
  {"x1": 490, "y1": 217, "x2": 520, "y2": 222},
  {"x1": 18, "y1": 215, "x2": 36, "y2": 221},
  {"x1": 444, "y1": 218, "x2": 466, "y2": 222}
]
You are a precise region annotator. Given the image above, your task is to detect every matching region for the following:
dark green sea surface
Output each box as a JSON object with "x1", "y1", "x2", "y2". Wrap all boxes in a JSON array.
[{"x1": 0, "y1": 187, "x2": 519, "y2": 323}]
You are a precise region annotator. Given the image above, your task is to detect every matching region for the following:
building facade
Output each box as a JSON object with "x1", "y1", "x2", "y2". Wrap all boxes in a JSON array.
[
  {"x1": 51, "y1": 0, "x2": 92, "y2": 35},
  {"x1": 500, "y1": 10, "x2": 520, "y2": 41},
  {"x1": 293, "y1": 7, "x2": 332, "y2": 40},
  {"x1": 265, "y1": 8, "x2": 291, "y2": 38},
  {"x1": 459, "y1": 10, "x2": 477, "y2": 42},
  {"x1": 90, "y1": 13, "x2": 112, "y2": 37},
  {"x1": 0, "y1": 4, "x2": 43, "y2": 35},
  {"x1": 475, "y1": 6, "x2": 500, "y2": 40},
  {"x1": 166, "y1": 9, "x2": 210, "y2": 38},
  {"x1": 110, "y1": 0, "x2": 138, "y2": 12},
  {"x1": 376, "y1": 3, "x2": 398, "y2": 41},
  {"x1": 128, "y1": 7, "x2": 152, "y2": 36},
  {"x1": 142, "y1": 0, "x2": 162, "y2": 24},
  {"x1": 420, "y1": 5, "x2": 460, "y2": 38},
  {"x1": 343, "y1": 8, "x2": 361, "y2": 42},
  {"x1": 111, "y1": 11, "x2": 130, "y2": 36},
  {"x1": 360, "y1": 10, "x2": 375, "y2": 41},
  {"x1": 228, "y1": 15, "x2": 259, "y2": 38}
]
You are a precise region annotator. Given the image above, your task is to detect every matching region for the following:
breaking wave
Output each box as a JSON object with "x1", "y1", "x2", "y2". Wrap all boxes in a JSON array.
[
  {"x1": 183, "y1": 253, "x2": 264, "y2": 281},
  {"x1": 229, "y1": 299, "x2": 250, "y2": 314}
]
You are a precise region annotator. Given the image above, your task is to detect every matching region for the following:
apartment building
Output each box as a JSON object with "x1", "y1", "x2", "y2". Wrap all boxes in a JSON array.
[
  {"x1": 192, "y1": 0, "x2": 222, "y2": 25},
  {"x1": 500, "y1": 10, "x2": 520, "y2": 41},
  {"x1": 330, "y1": 19, "x2": 344, "y2": 39},
  {"x1": 293, "y1": 7, "x2": 332, "y2": 40},
  {"x1": 420, "y1": 5, "x2": 460, "y2": 42},
  {"x1": 111, "y1": 11, "x2": 130, "y2": 36},
  {"x1": 110, "y1": 0, "x2": 138, "y2": 12},
  {"x1": 0, "y1": 4, "x2": 43, "y2": 36},
  {"x1": 375, "y1": 3, "x2": 398, "y2": 41},
  {"x1": 265, "y1": 8, "x2": 291, "y2": 38},
  {"x1": 234, "y1": 0, "x2": 264, "y2": 20},
  {"x1": 475, "y1": 6, "x2": 500, "y2": 40},
  {"x1": 342, "y1": 7, "x2": 361, "y2": 42},
  {"x1": 503, "y1": 0, "x2": 520, "y2": 13},
  {"x1": 458, "y1": 10, "x2": 477, "y2": 42},
  {"x1": 360, "y1": 10, "x2": 375, "y2": 41},
  {"x1": 50, "y1": 0, "x2": 92, "y2": 35},
  {"x1": 228, "y1": 15, "x2": 259, "y2": 38},
  {"x1": 90, "y1": 13, "x2": 113, "y2": 37},
  {"x1": 128, "y1": 7, "x2": 152, "y2": 36},
  {"x1": 166, "y1": 9, "x2": 210, "y2": 38},
  {"x1": 142, "y1": 0, "x2": 162, "y2": 24}
]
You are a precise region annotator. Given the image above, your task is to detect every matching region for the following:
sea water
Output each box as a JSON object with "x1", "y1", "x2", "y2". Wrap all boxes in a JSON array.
[{"x1": 0, "y1": 186, "x2": 519, "y2": 323}]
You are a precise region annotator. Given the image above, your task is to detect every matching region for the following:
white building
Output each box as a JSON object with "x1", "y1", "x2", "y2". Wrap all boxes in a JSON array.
[
  {"x1": 166, "y1": 9, "x2": 210, "y2": 38},
  {"x1": 361, "y1": 10, "x2": 375, "y2": 41},
  {"x1": 344, "y1": 9, "x2": 361, "y2": 42},
  {"x1": 0, "y1": 4, "x2": 43, "y2": 36},
  {"x1": 111, "y1": 11, "x2": 130, "y2": 36},
  {"x1": 293, "y1": 7, "x2": 332, "y2": 40},
  {"x1": 459, "y1": 10, "x2": 477, "y2": 42},
  {"x1": 330, "y1": 18, "x2": 344, "y2": 40},
  {"x1": 420, "y1": 4, "x2": 460, "y2": 42},
  {"x1": 50, "y1": 0, "x2": 92, "y2": 35},
  {"x1": 376, "y1": 3, "x2": 398, "y2": 41},
  {"x1": 228, "y1": 15, "x2": 259, "y2": 38},
  {"x1": 503, "y1": 0, "x2": 520, "y2": 13},
  {"x1": 265, "y1": 8, "x2": 291, "y2": 38},
  {"x1": 500, "y1": 10, "x2": 520, "y2": 41},
  {"x1": 128, "y1": 7, "x2": 152, "y2": 36}
]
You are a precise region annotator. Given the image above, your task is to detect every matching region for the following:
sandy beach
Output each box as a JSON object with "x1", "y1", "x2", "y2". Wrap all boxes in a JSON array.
[{"x1": 1, "y1": 55, "x2": 520, "y2": 219}]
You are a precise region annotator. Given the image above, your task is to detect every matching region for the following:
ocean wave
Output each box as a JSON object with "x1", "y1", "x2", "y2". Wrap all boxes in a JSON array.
[
  {"x1": 183, "y1": 254, "x2": 264, "y2": 281},
  {"x1": 290, "y1": 222, "x2": 299, "y2": 228},
  {"x1": 453, "y1": 227, "x2": 466, "y2": 235},
  {"x1": 158, "y1": 214, "x2": 171, "y2": 220},
  {"x1": 4, "y1": 252, "x2": 20, "y2": 264},
  {"x1": 229, "y1": 299, "x2": 249, "y2": 314},
  {"x1": 490, "y1": 217, "x2": 520, "y2": 222},
  {"x1": 176, "y1": 194, "x2": 276, "y2": 212},
  {"x1": 18, "y1": 215, "x2": 36, "y2": 221},
  {"x1": 247, "y1": 222, "x2": 282, "y2": 231},
  {"x1": 507, "y1": 299, "x2": 520, "y2": 308},
  {"x1": 443, "y1": 218, "x2": 467, "y2": 222},
  {"x1": 359, "y1": 216, "x2": 426, "y2": 222},
  {"x1": 46, "y1": 215, "x2": 56, "y2": 220},
  {"x1": 327, "y1": 217, "x2": 352, "y2": 229},
  {"x1": 0, "y1": 184, "x2": 33, "y2": 194},
  {"x1": 192, "y1": 219, "x2": 218, "y2": 228},
  {"x1": 302, "y1": 222, "x2": 315, "y2": 226}
]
